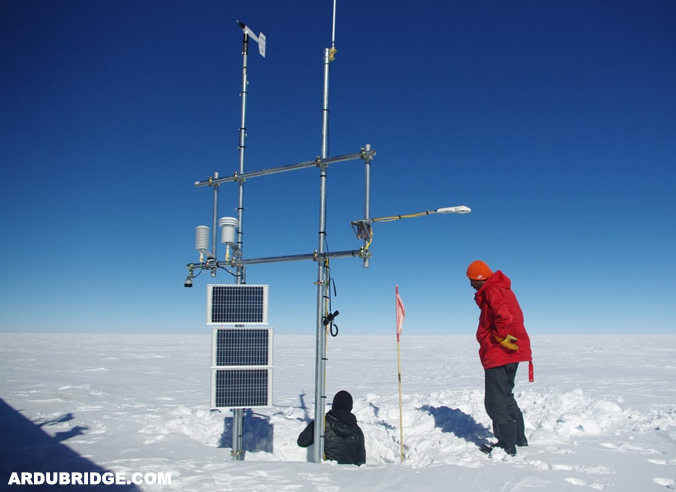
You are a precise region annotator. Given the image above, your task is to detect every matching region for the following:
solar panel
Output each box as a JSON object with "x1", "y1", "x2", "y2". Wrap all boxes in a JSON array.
[
  {"x1": 212, "y1": 369, "x2": 271, "y2": 408},
  {"x1": 207, "y1": 284, "x2": 269, "y2": 324},
  {"x1": 211, "y1": 327, "x2": 273, "y2": 409},
  {"x1": 214, "y1": 328, "x2": 270, "y2": 366}
]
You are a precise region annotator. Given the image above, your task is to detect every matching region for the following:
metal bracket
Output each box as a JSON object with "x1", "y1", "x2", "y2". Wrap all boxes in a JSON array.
[{"x1": 350, "y1": 220, "x2": 372, "y2": 240}]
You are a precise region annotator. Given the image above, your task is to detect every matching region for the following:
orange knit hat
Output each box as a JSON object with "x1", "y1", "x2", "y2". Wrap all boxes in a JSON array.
[{"x1": 466, "y1": 260, "x2": 493, "y2": 280}]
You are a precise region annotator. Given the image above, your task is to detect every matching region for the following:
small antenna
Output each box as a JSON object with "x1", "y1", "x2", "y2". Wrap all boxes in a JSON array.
[
  {"x1": 331, "y1": 0, "x2": 337, "y2": 49},
  {"x1": 329, "y1": 0, "x2": 338, "y2": 61}
]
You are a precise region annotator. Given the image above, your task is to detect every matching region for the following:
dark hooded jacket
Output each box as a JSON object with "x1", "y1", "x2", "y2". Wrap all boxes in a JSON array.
[
  {"x1": 474, "y1": 270, "x2": 532, "y2": 370},
  {"x1": 297, "y1": 391, "x2": 366, "y2": 465}
]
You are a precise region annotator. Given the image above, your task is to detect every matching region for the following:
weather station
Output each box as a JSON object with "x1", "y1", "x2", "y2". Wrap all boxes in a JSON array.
[{"x1": 182, "y1": 3, "x2": 470, "y2": 464}]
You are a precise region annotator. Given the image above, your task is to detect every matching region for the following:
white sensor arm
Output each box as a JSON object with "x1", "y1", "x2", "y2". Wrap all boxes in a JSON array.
[
  {"x1": 435, "y1": 205, "x2": 472, "y2": 214},
  {"x1": 371, "y1": 204, "x2": 471, "y2": 222}
]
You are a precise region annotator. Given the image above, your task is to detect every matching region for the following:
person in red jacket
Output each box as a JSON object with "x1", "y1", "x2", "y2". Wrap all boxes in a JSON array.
[{"x1": 467, "y1": 260, "x2": 533, "y2": 456}]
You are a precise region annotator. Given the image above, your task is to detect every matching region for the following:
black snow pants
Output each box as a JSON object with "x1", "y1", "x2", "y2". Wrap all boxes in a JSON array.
[{"x1": 484, "y1": 362, "x2": 527, "y2": 450}]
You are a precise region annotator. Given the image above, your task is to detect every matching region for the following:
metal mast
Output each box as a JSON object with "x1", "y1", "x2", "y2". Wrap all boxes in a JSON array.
[
  {"x1": 311, "y1": 0, "x2": 340, "y2": 464},
  {"x1": 230, "y1": 20, "x2": 265, "y2": 461}
]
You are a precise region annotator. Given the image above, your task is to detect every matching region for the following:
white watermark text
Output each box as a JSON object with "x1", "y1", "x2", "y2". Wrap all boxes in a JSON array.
[{"x1": 8, "y1": 471, "x2": 171, "y2": 486}]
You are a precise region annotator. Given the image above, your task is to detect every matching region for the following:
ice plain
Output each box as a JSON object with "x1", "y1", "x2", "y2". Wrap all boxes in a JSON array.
[{"x1": 1, "y1": 333, "x2": 675, "y2": 491}]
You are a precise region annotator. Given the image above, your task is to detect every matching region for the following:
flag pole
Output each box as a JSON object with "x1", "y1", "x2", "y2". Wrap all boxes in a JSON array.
[{"x1": 395, "y1": 285, "x2": 405, "y2": 463}]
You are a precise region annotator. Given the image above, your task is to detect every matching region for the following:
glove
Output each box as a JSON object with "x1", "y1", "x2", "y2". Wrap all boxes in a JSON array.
[{"x1": 495, "y1": 334, "x2": 519, "y2": 351}]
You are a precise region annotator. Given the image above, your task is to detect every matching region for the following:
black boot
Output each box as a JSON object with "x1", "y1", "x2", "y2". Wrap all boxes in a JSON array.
[
  {"x1": 495, "y1": 422, "x2": 517, "y2": 456},
  {"x1": 481, "y1": 422, "x2": 502, "y2": 452},
  {"x1": 514, "y1": 412, "x2": 528, "y2": 447},
  {"x1": 493, "y1": 422, "x2": 500, "y2": 443}
]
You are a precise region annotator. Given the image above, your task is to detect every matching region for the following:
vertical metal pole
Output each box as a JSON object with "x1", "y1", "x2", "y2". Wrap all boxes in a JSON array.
[
  {"x1": 363, "y1": 144, "x2": 371, "y2": 269},
  {"x1": 211, "y1": 172, "x2": 219, "y2": 266},
  {"x1": 236, "y1": 33, "x2": 249, "y2": 286},
  {"x1": 231, "y1": 31, "x2": 250, "y2": 462},
  {"x1": 312, "y1": 47, "x2": 332, "y2": 463}
]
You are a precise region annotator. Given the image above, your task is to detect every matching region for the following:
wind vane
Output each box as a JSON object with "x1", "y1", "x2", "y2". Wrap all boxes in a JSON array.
[{"x1": 237, "y1": 21, "x2": 266, "y2": 57}]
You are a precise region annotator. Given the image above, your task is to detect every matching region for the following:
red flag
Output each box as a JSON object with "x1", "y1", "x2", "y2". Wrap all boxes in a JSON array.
[{"x1": 396, "y1": 285, "x2": 405, "y2": 342}]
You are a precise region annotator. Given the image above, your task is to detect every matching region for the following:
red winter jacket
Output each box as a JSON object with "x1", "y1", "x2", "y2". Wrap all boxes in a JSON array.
[{"x1": 474, "y1": 270, "x2": 532, "y2": 370}]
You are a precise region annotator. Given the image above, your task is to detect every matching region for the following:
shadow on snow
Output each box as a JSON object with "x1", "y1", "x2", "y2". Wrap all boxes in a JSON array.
[
  {"x1": 218, "y1": 409, "x2": 274, "y2": 454},
  {"x1": 420, "y1": 405, "x2": 493, "y2": 446},
  {"x1": 0, "y1": 398, "x2": 142, "y2": 491}
]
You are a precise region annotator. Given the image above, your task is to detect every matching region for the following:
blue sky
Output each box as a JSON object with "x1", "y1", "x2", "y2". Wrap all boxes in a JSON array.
[{"x1": 1, "y1": 0, "x2": 674, "y2": 335}]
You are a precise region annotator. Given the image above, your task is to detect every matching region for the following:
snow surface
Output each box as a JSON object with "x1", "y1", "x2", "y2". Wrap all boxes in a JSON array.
[{"x1": 1, "y1": 333, "x2": 675, "y2": 491}]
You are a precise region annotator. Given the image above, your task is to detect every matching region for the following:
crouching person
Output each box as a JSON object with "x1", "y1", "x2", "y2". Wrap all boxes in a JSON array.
[{"x1": 297, "y1": 390, "x2": 366, "y2": 465}]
